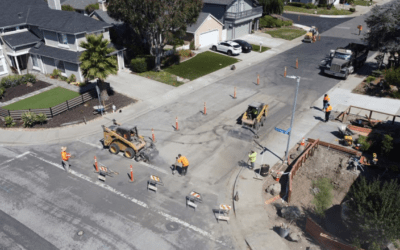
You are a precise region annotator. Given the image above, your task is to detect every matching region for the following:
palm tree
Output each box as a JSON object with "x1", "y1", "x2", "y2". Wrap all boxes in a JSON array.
[{"x1": 79, "y1": 34, "x2": 118, "y2": 100}]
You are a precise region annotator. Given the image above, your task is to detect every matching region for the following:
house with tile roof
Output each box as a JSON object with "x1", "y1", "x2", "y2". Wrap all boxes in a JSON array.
[{"x1": 0, "y1": 0, "x2": 125, "y2": 82}]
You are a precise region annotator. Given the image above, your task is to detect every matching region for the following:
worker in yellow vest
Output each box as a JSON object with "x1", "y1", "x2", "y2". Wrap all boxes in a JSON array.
[
  {"x1": 325, "y1": 104, "x2": 332, "y2": 122},
  {"x1": 248, "y1": 150, "x2": 257, "y2": 169},
  {"x1": 61, "y1": 146, "x2": 72, "y2": 173},
  {"x1": 177, "y1": 154, "x2": 189, "y2": 176},
  {"x1": 372, "y1": 153, "x2": 378, "y2": 165}
]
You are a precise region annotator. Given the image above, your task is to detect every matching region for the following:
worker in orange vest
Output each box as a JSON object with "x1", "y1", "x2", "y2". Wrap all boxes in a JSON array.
[
  {"x1": 358, "y1": 25, "x2": 362, "y2": 36},
  {"x1": 325, "y1": 104, "x2": 332, "y2": 122},
  {"x1": 177, "y1": 154, "x2": 189, "y2": 176},
  {"x1": 323, "y1": 94, "x2": 330, "y2": 111},
  {"x1": 61, "y1": 146, "x2": 72, "y2": 173}
]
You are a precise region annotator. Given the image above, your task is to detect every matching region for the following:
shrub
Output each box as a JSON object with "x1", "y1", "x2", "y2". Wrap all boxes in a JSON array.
[
  {"x1": 190, "y1": 40, "x2": 195, "y2": 50},
  {"x1": 60, "y1": 76, "x2": 68, "y2": 81},
  {"x1": 130, "y1": 56, "x2": 155, "y2": 73},
  {"x1": 349, "y1": 7, "x2": 356, "y2": 12},
  {"x1": 381, "y1": 134, "x2": 393, "y2": 155},
  {"x1": 1, "y1": 75, "x2": 21, "y2": 88},
  {"x1": 390, "y1": 90, "x2": 400, "y2": 99},
  {"x1": 173, "y1": 38, "x2": 185, "y2": 47},
  {"x1": 384, "y1": 67, "x2": 400, "y2": 88},
  {"x1": 23, "y1": 74, "x2": 36, "y2": 84},
  {"x1": 21, "y1": 112, "x2": 37, "y2": 128},
  {"x1": 131, "y1": 58, "x2": 147, "y2": 73},
  {"x1": 282, "y1": 20, "x2": 293, "y2": 26},
  {"x1": 178, "y1": 49, "x2": 192, "y2": 58},
  {"x1": 68, "y1": 74, "x2": 77, "y2": 83},
  {"x1": 365, "y1": 76, "x2": 376, "y2": 83},
  {"x1": 162, "y1": 54, "x2": 180, "y2": 67},
  {"x1": 35, "y1": 113, "x2": 47, "y2": 125},
  {"x1": 287, "y1": 2, "x2": 305, "y2": 7},
  {"x1": 305, "y1": 3, "x2": 317, "y2": 9},
  {"x1": 260, "y1": 15, "x2": 278, "y2": 28},
  {"x1": 51, "y1": 69, "x2": 61, "y2": 79},
  {"x1": 0, "y1": 87, "x2": 4, "y2": 99},
  {"x1": 85, "y1": 3, "x2": 99, "y2": 14},
  {"x1": 312, "y1": 178, "x2": 334, "y2": 217},
  {"x1": 318, "y1": 3, "x2": 327, "y2": 7},
  {"x1": 61, "y1": 5, "x2": 74, "y2": 11},
  {"x1": 357, "y1": 135, "x2": 372, "y2": 151},
  {"x1": 4, "y1": 116, "x2": 16, "y2": 127}
]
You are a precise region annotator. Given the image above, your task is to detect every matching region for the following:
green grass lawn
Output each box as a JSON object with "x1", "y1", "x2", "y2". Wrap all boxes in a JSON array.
[
  {"x1": 164, "y1": 51, "x2": 239, "y2": 80},
  {"x1": 284, "y1": 5, "x2": 352, "y2": 15},
  {"x1": 3, "y1": 87, "x2": 80, "y2": 110},
  {"x1": 354, "y1": 0, "x2": 374, "y2": 6},
  {"x1": 138, "y1": 71, "x2": 185, "y2": 87},
  {"x1": 265, "y1": 28, "x2": 306, "y2": 41},
  {"x1": 251, "y1": 44, "x2": 271, "y2": 53}
]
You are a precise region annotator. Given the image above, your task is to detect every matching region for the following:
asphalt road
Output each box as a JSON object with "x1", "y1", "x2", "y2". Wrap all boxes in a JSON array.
[{"x1": 0, "y1": 13, "x2": 373, "y2": 250}]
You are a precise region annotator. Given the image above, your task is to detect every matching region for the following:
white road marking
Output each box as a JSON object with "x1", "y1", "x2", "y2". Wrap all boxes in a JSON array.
[
  {"x1": 139, "y1": 162, "x2": 168, "y2": 175},
  {"x1": 0, "y1": 151, "x2": 31, "y2": 167},
  {"x1": 29, "y1": 152, "x2": 224, "y2": 245},
  {"x1": 78, "y1": 139, "x2": 103, "y2": 149}
]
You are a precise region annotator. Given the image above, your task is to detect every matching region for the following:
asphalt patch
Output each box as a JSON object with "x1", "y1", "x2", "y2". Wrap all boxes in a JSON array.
[{"x1": 165, "y1": 222, "x2": 179, "y2": 231}]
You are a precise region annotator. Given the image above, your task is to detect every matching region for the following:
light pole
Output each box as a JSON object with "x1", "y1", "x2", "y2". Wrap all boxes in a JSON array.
[{"x1": 284, "y1": 75, "x2": 300, "y2": 164}]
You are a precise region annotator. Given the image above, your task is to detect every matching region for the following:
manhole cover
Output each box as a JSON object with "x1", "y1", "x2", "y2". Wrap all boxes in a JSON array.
[
  {"x1": 166, "y1": 222, "x2": 179, "y2": 231},
  {"x1": 77, "y1": 230, "x2": 84, "y2": 236}
]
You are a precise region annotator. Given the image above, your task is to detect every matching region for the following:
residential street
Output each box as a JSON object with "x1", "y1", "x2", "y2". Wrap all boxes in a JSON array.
[{"x1": 0, "y1": 6, "x2": 394, "y2": 250}]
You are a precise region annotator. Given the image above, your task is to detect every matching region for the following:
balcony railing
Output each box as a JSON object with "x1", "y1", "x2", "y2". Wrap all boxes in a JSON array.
[{"x1": 225, "y1": 6, "x2": 263, "y2": 20}]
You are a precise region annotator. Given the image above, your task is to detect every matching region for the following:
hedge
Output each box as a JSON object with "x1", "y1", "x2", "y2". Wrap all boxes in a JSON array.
[
  {"x1": 0, "y1": 74, "x2": 36, "y2": 89},
  {"x1": 260, "y1": 15, "x2": 292, "y2": 28},
  {"x1": 130, "y1": 55, "x2": 155, "y2": 73}
]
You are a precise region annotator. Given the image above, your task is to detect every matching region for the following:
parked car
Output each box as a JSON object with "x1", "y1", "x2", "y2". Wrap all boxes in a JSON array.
[
  {"x1": 233, "y1": 39, "x2": 252, "y2": 53},
  {"x1": 211, "y1": 41, "x2": 242, "y2": 56}
]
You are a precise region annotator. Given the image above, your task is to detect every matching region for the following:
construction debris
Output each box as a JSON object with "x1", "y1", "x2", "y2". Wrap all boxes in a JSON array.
[
  {"x1": 266, "y1": 183, "x2": 281, "y2": 196},
  {"x1": 281, "y1": 206, "x2": 301, "y2": 220},
  {"x1": 288, "y1": 232, "x2": 301, "y2": 242}
]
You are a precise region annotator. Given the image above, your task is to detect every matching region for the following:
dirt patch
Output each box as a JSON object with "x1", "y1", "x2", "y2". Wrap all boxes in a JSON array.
[
  {"x1": 289, "y1": 146, "x2": 356, "y2": 209},
  {"x1": 0, "y1": 91, "x2": 136, "y2": 129},
  {"x1": 352, "y1": 77, "x2": 400, "y2": 99},
  {"x1": 0, "y1": 80, "x2": 52, "y2": 102}
]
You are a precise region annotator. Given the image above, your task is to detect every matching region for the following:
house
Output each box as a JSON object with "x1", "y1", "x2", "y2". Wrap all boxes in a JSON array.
[
  {"x1": 59, "y1": 0, "x2": 107, "y2": 15},
  {"x1": 0, "y1": 0, "x2": 125, "y2": 81},
  {"x1": 186, "y1": 13, "x2": 224, "y2": 49},
  {"x1": 201, "y1": 0, "x2": 263, "y2": 40}
]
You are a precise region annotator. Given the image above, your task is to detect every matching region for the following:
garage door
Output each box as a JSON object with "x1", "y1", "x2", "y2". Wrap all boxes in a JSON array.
[
  {"x1": 199, "y1": 30, "x2": 219, "y2": 48},
  {"x1": 234, "y1": 22, "x2": 250, "y2": 39}
]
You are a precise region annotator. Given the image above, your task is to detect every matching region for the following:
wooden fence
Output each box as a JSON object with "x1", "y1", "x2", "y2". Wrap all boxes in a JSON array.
[
  {"x1": 0, "y1": 90, "x2": 96, "y2": 120},
  {"x1": 288, "y1": 139, "x2": 319, "y2": 203}
]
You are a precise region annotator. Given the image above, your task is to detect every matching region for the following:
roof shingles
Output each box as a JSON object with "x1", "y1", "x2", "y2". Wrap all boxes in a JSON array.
[
  {"x1": 30, "y1": 43, "x2": 82, "y2": 64},
  {"x1": 2, "y1": 31, "x2": 41, "y2": 49}
]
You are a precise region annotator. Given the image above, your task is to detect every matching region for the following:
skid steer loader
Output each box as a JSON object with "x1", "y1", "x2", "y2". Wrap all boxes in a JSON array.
[{"x1": 102, "y1": 124, "x2": 159, "y2": 162}]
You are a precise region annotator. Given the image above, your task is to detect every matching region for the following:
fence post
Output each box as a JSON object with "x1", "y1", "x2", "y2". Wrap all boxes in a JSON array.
[
  {"x1": 369, "y1": 110, "x2": 373, "y2": 120},
  {"x1": 66, "y1": 100, "x2": 69, "y2": 110},
  {"x1": 8, "y1": 110, "x2": 11, "y2": 117},
  {"x1": 50, "y1": 107, "x2": 53, "y2": 118}
]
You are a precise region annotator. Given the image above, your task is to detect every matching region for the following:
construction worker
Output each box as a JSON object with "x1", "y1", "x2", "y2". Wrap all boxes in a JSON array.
[
  {"x1": 372, "y1": 153, "x2": 378, "y2": 165},
  {"x1": 248, "y1": 150, "x2": 257, "y2": 169},
  {"x1": 61, "y1": 147, "x2": 72, "y2": 173},
  {"x1": 177, "y1": 154, "x2": 189, "y2": 176},
  {"x1": 325, "y1": 104, "x2": 332, "y2": 122},
  {"x1": 358, "y1": 25, "x2": 362, "y2": 36},
  {"x1": 323, "y1": 94, "x2": 330, "y2": 111}
]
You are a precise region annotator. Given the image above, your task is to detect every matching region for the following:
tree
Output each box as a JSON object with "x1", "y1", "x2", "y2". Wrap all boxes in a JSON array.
[
  {"x1": 381, "y1": 134, "x2": 393, "y2": 155},
  {"x1": 364, "y1": 1, "x2": 400, "y2": 67},
  {"x1": 79, "y1": 34, "x2": 118, "y2": 99},
  {"x1": 107, "y1": 0, "x2": 203, "y2": 71},
  {"x1": 347, "y1": 177, "x2": 400, "y2": 248},
  {"x1": 61, "y1": 5, "x2": 75, "y2": 11},
  {"x1": 258, "y1": 0, "x2": 284, "y2": 15}
]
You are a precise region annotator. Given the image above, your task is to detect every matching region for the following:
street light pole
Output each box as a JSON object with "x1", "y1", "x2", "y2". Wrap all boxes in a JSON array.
[{"x1": 284, "y1": 76, "x2": 300, "y2": 164}]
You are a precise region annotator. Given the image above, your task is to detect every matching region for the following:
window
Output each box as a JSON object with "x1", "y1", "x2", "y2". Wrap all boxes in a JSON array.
[
  {"x1": 32, "y1": 55, "x2": 39, "y2": 68},
  {"x1": 55, "y1": 60, "x2": 65, "y2": 73},
  {"x1": 57, "y1": 33, "x2": 68, "y2": 45}
]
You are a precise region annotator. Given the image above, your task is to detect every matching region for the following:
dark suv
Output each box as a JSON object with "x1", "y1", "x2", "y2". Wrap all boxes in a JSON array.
[{"x1": 233, "y1": 40, "x2": 252, "y2": 53}]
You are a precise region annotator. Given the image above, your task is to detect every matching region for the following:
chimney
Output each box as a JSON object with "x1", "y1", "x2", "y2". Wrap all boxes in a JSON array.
[
  {"x1": 48, "y1": 0, "x2": 61, "y2": 10},
  {"x1": 99, "y1": 0, "x2": 107, "y2": 11}
]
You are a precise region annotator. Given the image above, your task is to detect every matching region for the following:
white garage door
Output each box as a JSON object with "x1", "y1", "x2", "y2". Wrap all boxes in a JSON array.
[{"x1": 199, "y1": 30, "x2": 219, "y2": 48}]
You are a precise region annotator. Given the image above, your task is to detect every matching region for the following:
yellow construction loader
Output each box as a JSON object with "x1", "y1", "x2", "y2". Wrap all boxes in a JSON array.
[
  {"x1": 304, "y1": 26, "x2": 318, "y2": 43},
  {"x1": 241, "y1": 102, "x2": 269, "y2": 130},
  {"x1": 102, "y1": 124, "x2": 158, "y2": 162}
]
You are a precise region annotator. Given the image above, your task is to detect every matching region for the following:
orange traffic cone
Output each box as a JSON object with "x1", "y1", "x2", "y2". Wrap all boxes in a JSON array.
[{"x1": 300, "y1": 138, "x2": 305, "y2": 146}]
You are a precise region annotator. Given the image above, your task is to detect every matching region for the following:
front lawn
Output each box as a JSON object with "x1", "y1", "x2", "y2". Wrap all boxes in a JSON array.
[
  {"x1": 137, "y1": 71, "x2": 185, "y2": 87},
  {"x1": 354, "y1": 0, "x2": 374, "y2": 6},
  {"x1": 3, "y1": 87, "x2": 80, "y2": 110},
  {"x1": 265, "y1": 28, "x2": 306, "y2": 41},
  {"x1": 164, "y1": 51, "x2": 239, "y2": 80},
  {"x1": 251, "y1": 44, "x2": 271, "y2": 53},
  {"x1": 284, "y1": 5, "x2": 352, "y2": 15}
]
